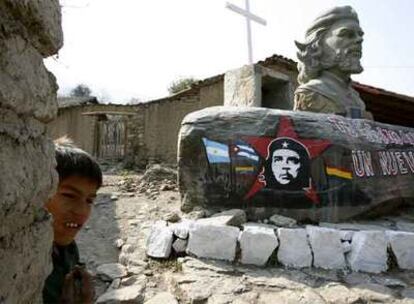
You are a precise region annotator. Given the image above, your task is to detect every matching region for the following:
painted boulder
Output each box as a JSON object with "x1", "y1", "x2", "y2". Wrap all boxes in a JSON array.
[{"x1": 178, "y1": 106, "x2": 414, "y2": 222}]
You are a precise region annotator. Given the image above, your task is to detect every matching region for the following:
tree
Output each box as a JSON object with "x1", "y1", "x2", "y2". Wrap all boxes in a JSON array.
[
  {"x1": 70, "y1": 84, "x2": 92, "y2": 97},
  {"x1": 167, "y1": 77, "x2": 198, "y2": 95},
  {"x1": 128, "y1": 97, "x2": 142, "y2": 105}
]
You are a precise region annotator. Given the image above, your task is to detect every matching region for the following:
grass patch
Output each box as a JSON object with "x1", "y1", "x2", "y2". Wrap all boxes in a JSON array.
[{"x1": 149, "y1": 257, "x2": 183, "y2": 273}]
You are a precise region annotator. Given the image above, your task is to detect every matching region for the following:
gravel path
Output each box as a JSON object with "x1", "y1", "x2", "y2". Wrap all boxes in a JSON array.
[{"x1": 76, "y1": 169, "x2": 414, "y2": 303}]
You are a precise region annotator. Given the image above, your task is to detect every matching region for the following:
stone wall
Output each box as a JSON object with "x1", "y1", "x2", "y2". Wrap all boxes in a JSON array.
[
  {"x1": 129, "y1": 80, "x2": 224, "y2": 165},
  {"x1": 0, "y1": 1, "x2": 62, "y2": 303},
  {"x1": 127, "y1": 59, "x2": 298, "y2": 167},
  {"x1": 48, "y1": 105, "x2": 98, "y2": 153},
  {"x1": 126, "y1": 109, "x2": 146, "y2": 166},
  {"x1": 47, "y1": 104, "x2": 137, "y2": 155}
]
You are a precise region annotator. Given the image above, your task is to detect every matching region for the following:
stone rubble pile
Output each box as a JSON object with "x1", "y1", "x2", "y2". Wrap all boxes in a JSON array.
[
  {"x1": 115, "y1": 164, "x2": 178, "y2": 199},
  {"x1": 146, "y1": 209, "x2": 414, "y2": 274},
  {"x1": 117, "y1": 176, "x2": 138, "y2": 193},
  {"x1": 94, "y1": 250, "x2": 154, "y2": 302}
]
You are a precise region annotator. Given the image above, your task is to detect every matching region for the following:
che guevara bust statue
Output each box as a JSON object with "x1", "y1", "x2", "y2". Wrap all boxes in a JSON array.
[{"x1": 293, "y1": 6, "x2": 372, "y2": 119}]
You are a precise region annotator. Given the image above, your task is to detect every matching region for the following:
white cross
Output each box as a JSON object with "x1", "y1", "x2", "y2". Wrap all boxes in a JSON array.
[{"x1": 226, "y1": 0, "x2": 267, "y2": 64}]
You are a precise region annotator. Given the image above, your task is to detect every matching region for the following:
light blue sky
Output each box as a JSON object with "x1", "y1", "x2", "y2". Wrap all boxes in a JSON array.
[{"x1": 45, "y1": 0, "x2": 414, "y2": 103}]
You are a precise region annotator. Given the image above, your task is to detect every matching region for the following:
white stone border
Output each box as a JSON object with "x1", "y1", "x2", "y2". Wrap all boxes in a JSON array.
[{"x1": 146, "y1": 220, "x2": 414, "y2": 273}]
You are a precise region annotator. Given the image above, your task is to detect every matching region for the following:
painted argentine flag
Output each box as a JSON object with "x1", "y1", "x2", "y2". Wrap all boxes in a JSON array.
[{"x1": 202, "y1": 138, "x2": 230, "y2": 163}]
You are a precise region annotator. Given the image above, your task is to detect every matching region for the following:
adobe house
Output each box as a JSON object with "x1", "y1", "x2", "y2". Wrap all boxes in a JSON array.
[
  {"x1": 47, "y1": 96, "x2": 137, "y2": 160},
  {"x1": 127, "y1": 54, "x2": 414, "y2": 166}
]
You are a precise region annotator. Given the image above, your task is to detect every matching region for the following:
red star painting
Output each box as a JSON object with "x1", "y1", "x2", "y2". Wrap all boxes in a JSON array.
[{"x1": 242, "y1": 116, "x2": 332, "y2": 203}]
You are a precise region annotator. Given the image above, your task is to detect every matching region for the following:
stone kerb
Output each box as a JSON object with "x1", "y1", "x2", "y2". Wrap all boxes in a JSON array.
[
  {"x1": 277, "y1": 228, "x2": 312, "y2": 268},
  {"x1": 145, "y1": 211, "x2": 414, "y2": 273},
  {"x1": 186, "y1": 224, "x2": 240, "y2": 261},
  {"x1": 146, "y1": 221, "x2": 174, "y2": 259},
  {"x1": 306, "y1": 226, "x2": 346, "y2": 270},
  {"x1": 347, "y1": 231, "x2": 388, "y2": 273},
  {"x1": 239, "y1": 223, "x2": 279, "y2": 266},
  {"x1": 387, "y1": 231, "x2": 414, "y2": 270}
]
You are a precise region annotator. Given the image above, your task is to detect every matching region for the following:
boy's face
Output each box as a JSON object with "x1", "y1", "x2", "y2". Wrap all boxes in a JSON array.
[{"x1": 45, "y1": 176, "x2": 98, "y2": 246}]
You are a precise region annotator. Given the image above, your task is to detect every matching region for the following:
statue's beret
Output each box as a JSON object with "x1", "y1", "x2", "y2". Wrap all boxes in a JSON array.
[{"x1": 306, "y1": 6, "x2": 359, "y2": 37}]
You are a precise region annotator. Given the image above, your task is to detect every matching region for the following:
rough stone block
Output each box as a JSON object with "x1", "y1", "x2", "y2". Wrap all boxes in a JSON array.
[
  {"x1": 224, "y1": 65, "x2": 261, "y2": 107},
  {"x1": 0, "y1": 0, "x2": 63, "y2": 56},
  {"x1": 387, "y1": 231, "x2": 414, "y2": 270},
  {"x1": 239, "y1": 224, "x2": 278, "y2": 266},
  {"x1": 0, "y1": 219, "x2": 54, "y2": 303},
  {"x1": 211, "y1": 209, "x2": 247, "y2": 227},
  {"x1": 347, "y1": 231, "x2": 388, "y2": 273},
  {"x1": 186, "y1": 224, "x2": 239, "y2": 261},
  {"x1": 268, "y1": 214, "x2": 297, "y2": 227},
  {"x1": 243, "y1": 222, "x2": 277, "y2": 230},
  {"x1": 196, "y1": 209, "x2": 246, "y2": 228},
  {"x1": 339, "y1": 230, "x2": 354, "y2": 241},
  {"x1": 144, "y1": 292, "x2": 178, "y2": 304},
  {"x1": 0, "y1": 37, "x2": 58, "y2": 122},
  {"x1": 172, "y1": 238, "x2": 188, "y2": 254},
  {"x1": 0, "y1": 131, "x2": 57, "y2": 234},
  {"x1": 0, "y1": 131, "x2": 56, "y2": 303},
  {"x1": 320, "y1": 222, "x2": 390, "y2": 231},
  {"x1": 146, "y1": 224, "x2": 173, "y2": 258},
  {"x1": 306, "y1": 225, "x2": 346, "y2": 269},
  {"x1": 169, "y1": 219, "x2": 195, "y2": 239},
  {"x1": 342, "y1": 241, "x2": 352, "y2": 253},
  {"x1": 317, "y1": 283, "x2": 361, "y2": 304},
  {"x1": 277, "y1": 228, "x2": 312, "y2": 268},
  {"x1": 97, "y1": 263, "x2": 128, "y2": 281},
  {"x1": 395, "y1": 221, "x2": 414, "y2": 232},
  {"x1": 96, "y1": 284, "x2": 145, "y2": 303},
  {"x1": 353, "y1": 283, "x2": 394, "y2": 303}
]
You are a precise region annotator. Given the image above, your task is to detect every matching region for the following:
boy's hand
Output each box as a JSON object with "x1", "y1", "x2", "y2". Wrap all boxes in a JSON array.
[{"x1": 60, "y1": 265, "x2": 95, "y2": 304}]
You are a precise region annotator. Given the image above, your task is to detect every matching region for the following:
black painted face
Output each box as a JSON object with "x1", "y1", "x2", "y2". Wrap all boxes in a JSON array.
[{"x1": 263, "y1": 138, "x2": 311, "y2": 190}]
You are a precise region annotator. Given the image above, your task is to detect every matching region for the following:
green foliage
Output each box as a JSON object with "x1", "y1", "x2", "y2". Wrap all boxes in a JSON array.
[
  {"x1": 167, "y1": 77, "x2": 198, "y2": 95},
  {"x1": 149, "y1": 258, "x2": 183, "y2": 273},
  {"x1": 70, "y1": 84, "x2": 92, "y2": 97},
  {"x1": 128, "y1": 97, "x2": 142, "y2": 105}
]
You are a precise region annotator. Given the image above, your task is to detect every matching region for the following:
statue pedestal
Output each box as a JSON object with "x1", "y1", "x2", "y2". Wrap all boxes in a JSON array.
[
  {"x1": 178, "y1": 106, "x2": 414, "y2": 222},
  {"x1": 224, "y1": 65, "x2": 294, "y2": 110}
]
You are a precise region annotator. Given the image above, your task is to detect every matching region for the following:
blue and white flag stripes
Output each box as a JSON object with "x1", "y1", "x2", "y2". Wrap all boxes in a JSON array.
[
  {"x1": 234, "y1": 141, "x2": 259, "y2": 162},
  {"x1": 202, "y1": 138, "x2": 230, "y2": 163}
]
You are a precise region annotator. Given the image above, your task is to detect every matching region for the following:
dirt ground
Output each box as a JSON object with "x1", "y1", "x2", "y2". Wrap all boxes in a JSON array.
[{"x1": 76, "y1": 164, "x2": 414, "y2": 303}]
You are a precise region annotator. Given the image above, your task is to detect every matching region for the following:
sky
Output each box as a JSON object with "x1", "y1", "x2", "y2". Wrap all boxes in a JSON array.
[{"x1": 45, "y1": 0, "x2": 414, "y2": 103}]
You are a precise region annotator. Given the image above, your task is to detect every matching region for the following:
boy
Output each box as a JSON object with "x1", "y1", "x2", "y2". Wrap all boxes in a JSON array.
[{"x1": 43, "y1": 138, "x2": 102, "y2": 303}]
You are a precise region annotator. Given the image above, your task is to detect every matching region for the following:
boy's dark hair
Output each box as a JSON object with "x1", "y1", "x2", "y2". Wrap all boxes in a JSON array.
[{"x1": 54, "y1": 137, "x2": 103, "y2": 187}]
